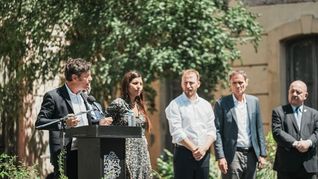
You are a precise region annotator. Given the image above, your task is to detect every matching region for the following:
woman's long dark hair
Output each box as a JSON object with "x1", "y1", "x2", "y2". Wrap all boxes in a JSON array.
[{"x1": 121, "y1": 71, "x2": 152, "y2": 132}]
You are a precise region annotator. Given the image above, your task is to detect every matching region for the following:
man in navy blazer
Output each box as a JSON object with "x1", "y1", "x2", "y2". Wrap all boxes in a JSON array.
[
  {"x1": 214, "y1": 70, "x2": 267, "y2": 179},
  {"x1": 35, "y1": 59, "x2": 112, "y2": 179},
  {"x1": 272, "y1": 80, "x2": 318, "y2": 179}
]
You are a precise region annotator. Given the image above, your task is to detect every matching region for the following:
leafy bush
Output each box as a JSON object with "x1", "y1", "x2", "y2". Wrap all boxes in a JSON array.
[
  {"x1": 0, "y1": 153, "x2": 39, "y2": 179},
  {"x1": 256, "y1": 132, "x2": 277, "y2": 179},
  {"x1": 154, "y1": 149, "x2": 174, "y2": 179},
  {"x1": 58, "y1": 148, "x2": 68, "y2": 179},
  {"x1": 1, "y1": 0, "x2": 263, "y2": 154},
  {"x1": 209, "y1": 155, "x2": 221, "y2": 179}
]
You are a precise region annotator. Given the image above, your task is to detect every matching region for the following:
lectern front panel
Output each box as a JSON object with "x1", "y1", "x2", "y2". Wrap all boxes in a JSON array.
[{"x1": 78, "y1": 138, "x2": 126, "y2": 179}]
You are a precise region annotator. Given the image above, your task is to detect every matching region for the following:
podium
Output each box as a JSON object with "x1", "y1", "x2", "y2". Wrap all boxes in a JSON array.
[{"x1": 66, "y1": 125, "x2": 142, "y2": 179}]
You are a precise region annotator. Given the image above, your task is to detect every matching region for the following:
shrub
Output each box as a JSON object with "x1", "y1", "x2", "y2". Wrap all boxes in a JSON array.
[
  {"x1": 58, "y1": 148, "x2": 68, "y2": 179},
  {"x1": 256, "y1": 132, "x2": 277, "y2": 179},
  {"x1": 153, "y1": 149, "x2": 174, "y2": 179},
  {"x1": 0, "y1": 153, "x2": 39, "y2": 179}
]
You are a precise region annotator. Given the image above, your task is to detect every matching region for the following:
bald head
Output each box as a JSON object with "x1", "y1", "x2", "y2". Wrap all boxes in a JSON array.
[
  {"x1": 290, "y1": 80, "x2": 307, "y2": 92},
  {"x1": 288, "y1": 80, "x2": 308, "y2": 106}
]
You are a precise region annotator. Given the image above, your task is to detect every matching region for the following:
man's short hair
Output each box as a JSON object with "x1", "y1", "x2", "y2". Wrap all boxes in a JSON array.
[
  {"x1": 229, "y1": 70, "x2": 248, "y2": 81},
  {"x1": 64, "y1": 58, "x2": 91, "y2": 81},
  {"x1": 182, "y1": 69, "x2": 201, "y2": 81}
]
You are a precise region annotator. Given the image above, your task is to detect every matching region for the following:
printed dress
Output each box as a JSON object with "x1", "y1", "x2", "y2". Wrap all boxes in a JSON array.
[{"x1": 106, "y1": 98, "x2": 152, "y2": 179}]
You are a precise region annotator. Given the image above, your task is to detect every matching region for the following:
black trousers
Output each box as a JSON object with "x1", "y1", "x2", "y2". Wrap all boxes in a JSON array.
[
  {"x1": 173, "y1": 146, "x2": 210, "y2": 179},
  {"x1": 277, "y1": 166, "x2": 317, "y2": 179}
]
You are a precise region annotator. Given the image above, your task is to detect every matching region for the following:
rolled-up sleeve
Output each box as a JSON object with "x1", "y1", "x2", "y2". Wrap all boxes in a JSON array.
[
  {"x1": 206, "y1": 107, "x2": 216, "y2": 142},
  {"x1": 165, "y1": 101, "x2": 187, "y2": 143}
]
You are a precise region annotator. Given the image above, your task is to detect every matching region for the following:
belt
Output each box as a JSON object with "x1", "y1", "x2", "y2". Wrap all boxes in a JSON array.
[
  {"x1": 175, "y1": 144, "x2": 194, "y2": 152},
  {"x1": 174, "y1": 144, "x2": 186, "y2": 149},
  {"x1": 236, "y1": 147, "x2": 253, "y2": 154}
]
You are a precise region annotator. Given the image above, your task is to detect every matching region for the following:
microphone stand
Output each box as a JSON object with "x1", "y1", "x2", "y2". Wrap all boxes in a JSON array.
[
  {"x1": 35, "y1": 109, "x2": 94, "y2": 176},
  {"x1": 60, "y1": 119, "x2": 67, "y2": 176},
  {"x1": 35, "y1": 109, "x2": 94, "y2": 130}
]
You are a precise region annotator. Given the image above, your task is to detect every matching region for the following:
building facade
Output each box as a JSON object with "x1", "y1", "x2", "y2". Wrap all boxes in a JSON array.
[{"x1": 2, "y1": 0, "x2": 317, "y2": 177}]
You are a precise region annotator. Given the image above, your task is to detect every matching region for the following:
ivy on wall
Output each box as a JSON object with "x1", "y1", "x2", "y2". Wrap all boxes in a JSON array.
[{"x1": 0, "y1": 0, "x2": 262, "y2": 155}]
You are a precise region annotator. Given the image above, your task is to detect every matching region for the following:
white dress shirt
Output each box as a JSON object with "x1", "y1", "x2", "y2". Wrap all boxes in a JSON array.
[
  {"x1": 165, "y1": 93, "x2": 216, "y2": 147},
  {"x1": 65, "y1": 84, "x2": 89, "y2": 150},
  {"x1": 233, "y1": 94, "x2": 251, "y2": 148},
  {"x1": 292, "y1": 105, "x2": 303, "y2": 129}
]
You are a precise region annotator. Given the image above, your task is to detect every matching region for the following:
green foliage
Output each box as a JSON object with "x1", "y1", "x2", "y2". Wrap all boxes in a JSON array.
[
  {"x1": 58, "y1": 148, "x2": 68, "y2": 179},
  {"x1": 0, "y1": 0, "x2": 263, "y2": 101},
  {"x1": 209, "y1": 156, "x2": 221, "y2": 179},
  {"x1": 256, "y1": 132, "x2": 277, "y2": 179},
  {"x1": 0, "y1": 0, "x2": 263, "y2": 153},
  {"x1": 0, "y1": 153, "x2": 39, "y2": 179},
  {"x1": 154, "y1": 149, "x2": 174, "y2": 179}
]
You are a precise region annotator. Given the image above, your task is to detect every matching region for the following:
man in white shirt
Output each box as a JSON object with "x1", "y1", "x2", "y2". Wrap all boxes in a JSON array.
[
  {"x1": 165, "y1": 69, "x2": 216, "y2": 179},
  {"x1": 214, "y1": 70, "x2": 266, "y2": 179}
]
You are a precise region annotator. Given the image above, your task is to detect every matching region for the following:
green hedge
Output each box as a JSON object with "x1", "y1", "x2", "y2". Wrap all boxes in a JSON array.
[{"x1": 0, "y1": 153, "x2": 38, "y2": 179}]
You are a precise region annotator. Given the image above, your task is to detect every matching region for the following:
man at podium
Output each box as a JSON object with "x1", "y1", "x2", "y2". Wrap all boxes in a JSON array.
[{"x1": 35, "y1": 58, "x2": 112, "y2": 179}]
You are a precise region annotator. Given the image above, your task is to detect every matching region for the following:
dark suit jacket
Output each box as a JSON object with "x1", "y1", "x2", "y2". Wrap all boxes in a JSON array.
[
  {"x1": 35, "y1": 85, "x2": 75, "y2": 165},
  {"x1": 214, "y1": 94, "x2": 267, "y2": 164},
  {"x1": 272, "y1": 104, "x2": 318, "y2": 173}
]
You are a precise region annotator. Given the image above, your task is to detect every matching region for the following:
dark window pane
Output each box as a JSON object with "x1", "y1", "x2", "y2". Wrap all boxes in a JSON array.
[{"x1": 286, "y1": 35, "x2": 318, "y2": 109}]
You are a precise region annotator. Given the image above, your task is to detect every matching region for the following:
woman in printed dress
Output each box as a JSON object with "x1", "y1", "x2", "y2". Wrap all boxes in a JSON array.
[{"x1": 106, "y1": 70, "x2": 152, "y2": 179}]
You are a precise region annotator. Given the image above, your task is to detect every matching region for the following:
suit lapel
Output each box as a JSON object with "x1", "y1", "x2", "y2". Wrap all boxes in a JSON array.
[
  {"x1": 225, "y1": 95, "x2": 238, "y2": 123},
  {"x1": 60, "y1": 85, "x2": 74, "y2": 113},
  {"x1": 286, "y1": 104, "x2": 300, "y2": 132},
  {"x1": 300, "y1": 106, "x2": 309, "y2": 132},
  {"x1": 245, "y1": 95, "x2": 253, "y2": 123}
]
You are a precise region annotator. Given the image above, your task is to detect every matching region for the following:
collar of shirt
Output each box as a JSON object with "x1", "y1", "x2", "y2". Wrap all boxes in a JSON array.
[
  {"x1": 65, "y1": 83, "x2": 87, "y2": 116},
  {"x1": 232, "y1": 94, "x2": 246, "y2": 106},
  {"x1": 291, "y1": 105, "x2": 303, "y2": 113},
  {"x1": 65, "y1": 83, "x2": 79, "y2": 97},
  {"x1": 182, "y1": 92, "x2": 200, "y2": 104}
]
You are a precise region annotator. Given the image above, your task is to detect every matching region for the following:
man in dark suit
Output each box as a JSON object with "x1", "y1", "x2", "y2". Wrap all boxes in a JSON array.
[
  {"x1": 272, "y1": 80, "x2": 318, "y2": 179},
  {"x1": 35, "y1": 58, "x2": 112, "y2": 179},
  {"x1": 214, "y1": 70, "x2": 267, "y2": 179}
]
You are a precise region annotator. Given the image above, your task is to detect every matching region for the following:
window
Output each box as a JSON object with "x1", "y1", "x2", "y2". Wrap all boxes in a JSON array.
[{"x1": 286, "y1": 35, "x2": 318, "y2": 109}]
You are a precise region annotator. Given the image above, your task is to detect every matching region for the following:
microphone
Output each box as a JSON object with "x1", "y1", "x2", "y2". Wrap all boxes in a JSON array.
[
  {"x1": 87, "y1": 95, "x2": 96, "y2": 104},
  {"x1": 77, "y1": 90, "x2": 95, "y2": 104},
  {"x1": 78, "y1": 90, "x2": 89, "y2": 101},
  {"x1": 85, "y1": 94, "x2": 106, "y2": 122},
  {"x1": 89, "y1": 96, "x2": 105, "y2": 116}
]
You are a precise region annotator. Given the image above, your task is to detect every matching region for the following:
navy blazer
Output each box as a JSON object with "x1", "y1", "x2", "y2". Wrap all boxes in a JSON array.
[
  {"x1": 214, "y1": 94, "x2": 267, "y2": 163},
  {"x1": 35, "y1": 85, "x2": 75, "y2": 164},
  {"x1": 272, "y1": 104, "x2": 318, "y2": 173}
]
